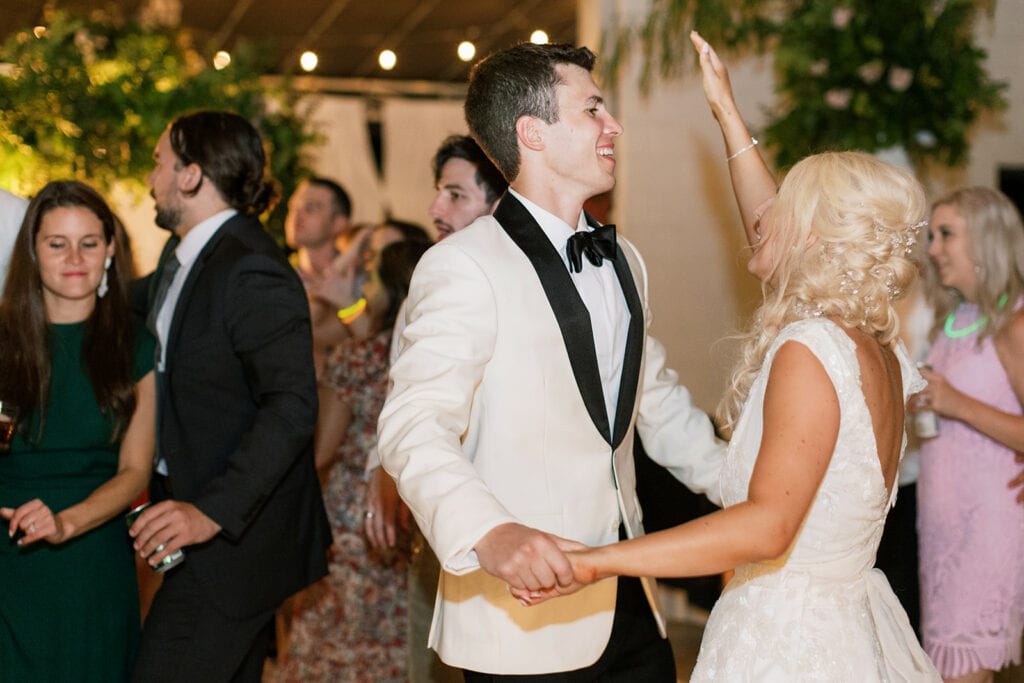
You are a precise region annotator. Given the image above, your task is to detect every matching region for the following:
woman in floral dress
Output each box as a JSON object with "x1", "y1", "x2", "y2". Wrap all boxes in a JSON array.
[{"x1": 276, "y1": 234, "x2": 430, "y2": 682}]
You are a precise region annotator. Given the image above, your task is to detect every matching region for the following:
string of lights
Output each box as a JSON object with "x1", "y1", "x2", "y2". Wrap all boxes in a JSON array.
[{"x1": 209, "y1": 28, "x2": 552, "y2": 73}]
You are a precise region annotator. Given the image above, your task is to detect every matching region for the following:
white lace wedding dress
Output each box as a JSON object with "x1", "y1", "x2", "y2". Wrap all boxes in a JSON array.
[{"x1": 691, "y1": 319, "x2": 940, "y2": 682}]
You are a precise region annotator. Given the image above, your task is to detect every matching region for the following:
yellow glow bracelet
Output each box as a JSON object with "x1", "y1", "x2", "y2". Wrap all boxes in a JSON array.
[{"x1": 337, "y1": 298, "x2": 367, "y2": 324}]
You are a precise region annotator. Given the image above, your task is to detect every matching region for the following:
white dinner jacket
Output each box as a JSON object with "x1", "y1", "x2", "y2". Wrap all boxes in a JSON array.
[{"x1": 377, "y1": 194, "x2": 724, "y2": 675}]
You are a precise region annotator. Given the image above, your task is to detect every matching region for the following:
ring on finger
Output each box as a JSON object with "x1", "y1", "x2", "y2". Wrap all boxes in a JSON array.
[
  {"x1": 27, "y1": 523, "x2": 35, "y2": 533},
  {"x1": 365, "y1": 511, "x2": 375, "y2": 520}
]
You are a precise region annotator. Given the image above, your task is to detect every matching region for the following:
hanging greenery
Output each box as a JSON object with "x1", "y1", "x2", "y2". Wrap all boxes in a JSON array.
[
  {"x1": 600, "y1": 0, "x2": 769, "y2": 91},
  {"x1": 0, "y1": 8, "x2": 314, "y2": 243},
  {"x1": 603, "y1": 0, "x2": 1006, "y2": 170}
]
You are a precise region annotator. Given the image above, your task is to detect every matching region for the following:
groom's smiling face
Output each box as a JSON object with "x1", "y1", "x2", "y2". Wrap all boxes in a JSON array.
[{"x1": 535, "y1": 64, "x2": 624, "y2": 201}]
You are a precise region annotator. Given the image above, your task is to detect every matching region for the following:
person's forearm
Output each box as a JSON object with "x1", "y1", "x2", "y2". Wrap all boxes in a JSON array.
[
  {"x1": 314, "y1": 388, "x2": 352, "y2": 477},
  {"x1": 693, "y1": 32, "x2": 777, "y2": 245},
  {"x1": 716, "y1": 108, "x2": 777, "y2": 246},
  {"x1": 949, "y1": 394, "x2": 1024, "y2": 452},
  {"x1": 586, "y1": 501, "x2": 793, "y2": 580},
  {"x1": 310, "y1": 298, "x2": 351, "y2": 349},
  {"x1": 56, "y1": 466, "x2": 150, "y2": 540}
]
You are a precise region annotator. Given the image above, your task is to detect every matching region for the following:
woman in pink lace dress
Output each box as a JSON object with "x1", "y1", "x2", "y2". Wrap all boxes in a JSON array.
[
  {"x1": 914, "y1": 187, "x2": 1024, "y2": 683},
  {"x1": 276, "y1": 237, "x2": 430, "y2": 682}
]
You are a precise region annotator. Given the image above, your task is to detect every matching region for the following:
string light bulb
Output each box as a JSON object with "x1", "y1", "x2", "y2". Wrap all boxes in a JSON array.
[
  {"x1": 457, "y1": 41, "x2": 476, "y2": 62},
  {"x1": 213, "y1": 51, "x2": 231, "y2": 70},
  {"x1": 530, "y1": 30, "x2": 549, "y2": 45},
  {"x1": 379, "y1": 49, "x2": 397, "y2": 71},
  {"x1": 300, "y1": 51, "x2": 319, "y2": 72}
]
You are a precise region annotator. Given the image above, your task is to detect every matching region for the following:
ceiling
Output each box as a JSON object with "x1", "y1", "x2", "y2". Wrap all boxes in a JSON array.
[{"x1": 4, "y1": 0, "x2": 578, "y2": 86}]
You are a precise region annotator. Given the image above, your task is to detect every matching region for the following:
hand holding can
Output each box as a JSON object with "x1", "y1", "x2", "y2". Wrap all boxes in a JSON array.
[
  {"x1": 126, "y1": 502, "x2": 185, "y2": 573},
  {"x1": 913, "y1": 364, "x2": 939, "y2": 439},
  {"x1": 912, "y1": 395, "x2": 940, "y2": 439}
]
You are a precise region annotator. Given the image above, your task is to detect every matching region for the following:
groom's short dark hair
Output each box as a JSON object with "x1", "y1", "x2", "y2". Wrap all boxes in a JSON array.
[{"x1": 464, "y1": 43, "x2": 596, "y2": 183}]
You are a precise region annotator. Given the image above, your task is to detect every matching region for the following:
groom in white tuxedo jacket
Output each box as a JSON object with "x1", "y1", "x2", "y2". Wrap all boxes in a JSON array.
[{"x1": 377, "y1": 42, "x2": 724, "y2": 680}]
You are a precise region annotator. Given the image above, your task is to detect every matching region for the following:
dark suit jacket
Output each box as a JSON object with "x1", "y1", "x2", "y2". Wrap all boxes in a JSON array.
[{"x1": 139, "y1": 213, "x2": 330, "y2": 619}]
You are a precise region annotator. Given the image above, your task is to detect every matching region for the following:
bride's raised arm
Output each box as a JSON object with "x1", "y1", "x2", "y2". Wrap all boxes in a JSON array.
[{"x1": 689, "y1": 31, "x2": 777, "y2": 248}]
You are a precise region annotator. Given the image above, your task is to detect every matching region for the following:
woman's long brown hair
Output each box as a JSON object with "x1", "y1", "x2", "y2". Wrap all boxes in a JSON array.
[{"x1": 0, "y1": 180, "x2": 137, "y2": 442}]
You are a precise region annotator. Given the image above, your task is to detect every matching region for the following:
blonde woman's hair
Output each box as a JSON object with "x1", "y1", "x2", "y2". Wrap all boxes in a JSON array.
[
  {"x1": 718, "y1": 151, "x2": 926, "y2": 432},
  {"x1": 924, "y1": 186, "x2": 1024, "y2": 343}
]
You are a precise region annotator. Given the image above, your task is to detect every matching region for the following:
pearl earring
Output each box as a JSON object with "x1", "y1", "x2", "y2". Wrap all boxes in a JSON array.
[{"x1": 97, "y1": 256, "x2": 112, "y2": 298}]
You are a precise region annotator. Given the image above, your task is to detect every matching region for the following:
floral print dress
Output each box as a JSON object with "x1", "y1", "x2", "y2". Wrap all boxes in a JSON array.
[{"x1": 276, "y1": 331, "x2": 410, "y2": 682}]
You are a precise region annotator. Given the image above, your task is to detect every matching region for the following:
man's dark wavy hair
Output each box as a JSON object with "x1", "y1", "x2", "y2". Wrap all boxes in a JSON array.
[{"x1": 168, "y1": 110, "x2": 278, "y2": 215}]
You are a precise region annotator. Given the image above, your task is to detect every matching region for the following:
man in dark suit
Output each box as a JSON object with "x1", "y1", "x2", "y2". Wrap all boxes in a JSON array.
[{"x1": 129, "y1": 110, "x2": 331, "y2": 682}]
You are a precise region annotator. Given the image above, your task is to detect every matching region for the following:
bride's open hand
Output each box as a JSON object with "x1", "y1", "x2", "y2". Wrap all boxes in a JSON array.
[
  {"x1": 689, "y1": 31, "x2": 739, "y2": 122},
  {"x1": 509, "y1": 547, "x2": 602, "y2": 607}
]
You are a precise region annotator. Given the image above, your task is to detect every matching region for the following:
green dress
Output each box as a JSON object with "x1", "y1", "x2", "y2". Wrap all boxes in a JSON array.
[{"x1": 0, "y1": 321, "x2": 154, "y2": 682}]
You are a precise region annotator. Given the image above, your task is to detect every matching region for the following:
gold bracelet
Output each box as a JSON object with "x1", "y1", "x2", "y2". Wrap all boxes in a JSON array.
[
  {"x1": 337, "y1": 298, "x2": 367, "y2": 324},
  {"x1": 727, "y1": 137, "x2": 759, "y2": 161}
]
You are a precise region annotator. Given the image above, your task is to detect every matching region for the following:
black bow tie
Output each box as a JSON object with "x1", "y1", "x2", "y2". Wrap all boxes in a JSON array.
[{"x1": 566, "y1": 224, "x2": 617, "y2": 273}]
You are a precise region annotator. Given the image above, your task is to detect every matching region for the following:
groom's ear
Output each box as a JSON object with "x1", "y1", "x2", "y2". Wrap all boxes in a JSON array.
[{"x1": 516, "y1": 115, "x2": 545, "y2": 152}]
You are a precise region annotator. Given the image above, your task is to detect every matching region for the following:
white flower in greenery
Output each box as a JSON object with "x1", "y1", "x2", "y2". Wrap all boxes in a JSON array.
[
  {"x1": 832, "y1": 7, "x2": 854, "y2": 28},
  {"x1": 73, "y1": 28, "x2": 96, "y2": 65},
  {"x1": 825, "y1": 88, "x2": 853, "y2": 109},
  {"x1": 809, "y1": 60, "x2": 829, "y2": 76},
  {"x1": 857, "y1": 61, "x2": 884, "y2": 84},
  {"x1": 888, "y1": 67, "x2": 914, "y2": 92},
  {"x1": 139, "y1": 0, "x2": 182, "y2": 28},
  {"x1": 915, "y1": 130, "x2": 938, "y2": 148}
]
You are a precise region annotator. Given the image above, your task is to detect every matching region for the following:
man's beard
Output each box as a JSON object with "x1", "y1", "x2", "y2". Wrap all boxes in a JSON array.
[{"x1": 154, "y1": 202, "x2": 182, "y2": 233}]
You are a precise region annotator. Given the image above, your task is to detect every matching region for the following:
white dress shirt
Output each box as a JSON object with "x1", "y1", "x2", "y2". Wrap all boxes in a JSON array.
[
  {"x1": 508, "y1": 189, "x2": 629, "y2": 430},
  {"x1": 154, "y1": 209, "x2": 237, "y2": 372}
]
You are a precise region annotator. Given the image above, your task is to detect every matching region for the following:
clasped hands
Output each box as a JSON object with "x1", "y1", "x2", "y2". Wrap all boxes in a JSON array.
[{"x1": 475, "y1": 522, "x2": 600, "y2": 607}]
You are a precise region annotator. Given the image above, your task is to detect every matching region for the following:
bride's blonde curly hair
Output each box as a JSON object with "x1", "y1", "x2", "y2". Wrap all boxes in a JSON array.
[{"x1": 718, "y1": 151, "x2": 926, "y2": 432}]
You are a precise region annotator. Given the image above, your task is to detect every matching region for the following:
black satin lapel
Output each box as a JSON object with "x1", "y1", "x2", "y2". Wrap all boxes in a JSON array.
[
  {"x1": 584, "y1": 213, "x2": 644, "y2": 449},
  {"x1": 610, "y1": 247, "x2": 643, "y2": 449},
  {"x1": 495, "y1": 196, "x2": 611, "y2": 444}
]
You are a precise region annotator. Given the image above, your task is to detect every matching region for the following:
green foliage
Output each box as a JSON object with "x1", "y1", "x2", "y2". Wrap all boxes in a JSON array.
[
  {"x1": 763, "y1": 0, "x2": 1005, "y2": 169},
  {"x1": 603, "y1": 0, "x2": 1006, "y2": 170},
  {"x1": 0, "y1": 9, "x2": 314, "y2": 243},
  {"x1": 600, "y1": 0, "x2": 769, "y2": 91}
]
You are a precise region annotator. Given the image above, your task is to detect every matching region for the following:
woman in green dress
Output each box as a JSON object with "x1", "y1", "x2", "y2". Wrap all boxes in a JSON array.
[{"x1": 0, "y1": 180, "x2": 155, "y2": 681}]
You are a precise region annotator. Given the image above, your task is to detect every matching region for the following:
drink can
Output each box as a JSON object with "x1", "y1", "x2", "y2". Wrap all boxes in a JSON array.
[
  {"x1": 913, "y1": 363, "x2": 940, "y2": 439},
  {"x1": 913, "y1": 409, "x2": 940, "y2": 439},
  {"x1": 126, "y1": 502, "x2": 186, "y2": 573}
]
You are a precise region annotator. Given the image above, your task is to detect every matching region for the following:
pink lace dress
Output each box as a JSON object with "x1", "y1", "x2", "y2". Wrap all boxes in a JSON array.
[{"x1": 918, "y1": 301, "x2": 1024, "y2": 677}]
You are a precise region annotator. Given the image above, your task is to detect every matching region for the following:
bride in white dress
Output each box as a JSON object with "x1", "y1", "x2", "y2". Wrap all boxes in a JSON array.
[{"x1": 517, "y1": 34, "x2": 940, "y2": 682}]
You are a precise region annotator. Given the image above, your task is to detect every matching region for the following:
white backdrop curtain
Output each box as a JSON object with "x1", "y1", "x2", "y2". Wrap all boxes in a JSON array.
[
  {"x1": 302, "y1": 95, "x2": 387, "y2": 227},
  {"x1": 381, "y1": 98, "x2": 467, "y2": 233}
]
